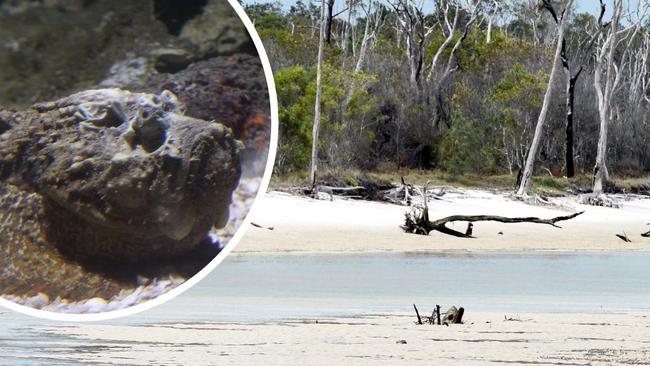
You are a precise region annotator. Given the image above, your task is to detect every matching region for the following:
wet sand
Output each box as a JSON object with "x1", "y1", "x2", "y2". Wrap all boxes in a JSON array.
[{"x1": 32, "y1": 312, "x2": 650, "y2": 365}]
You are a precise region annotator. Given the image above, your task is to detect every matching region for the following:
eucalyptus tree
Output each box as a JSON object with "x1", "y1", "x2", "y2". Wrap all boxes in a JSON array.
[
  {"x1": 427, "y1": 0, "x2": 480, "y2": 132},
  {"x1": 591, "y1": 0, "x2": 647, "y2": 196},
  {"x1": 558, "y1": 3, "x2": 602, "y2": 177},
  {"x1": 390, "y1": 0, "x2": 426, "y2": 94},
  {"x1": 355, "y1": 0, "x2": 385, "y2": 72},
  {"x1": 516, "y1": 0, "x2": 574, "y2": 196},
  {"x1": 311, "y1": 0, "x2": 327, "y2": 187}
]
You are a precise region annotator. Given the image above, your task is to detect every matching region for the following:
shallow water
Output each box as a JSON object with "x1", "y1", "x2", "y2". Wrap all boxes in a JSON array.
[
  {"x1": 151, "y1": 251, "x2": 650, "y2": 320},
  {"x1": 2, "y1": 251, "x2": 650, "y2": 364}
]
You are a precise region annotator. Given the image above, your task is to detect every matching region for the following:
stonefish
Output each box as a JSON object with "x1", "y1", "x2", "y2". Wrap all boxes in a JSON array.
[{"x1": 0, "y1": 89, "x2": 241, "y2": 303}]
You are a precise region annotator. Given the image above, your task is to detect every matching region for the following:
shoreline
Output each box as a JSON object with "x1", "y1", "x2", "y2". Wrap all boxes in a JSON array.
[
  {"x1": 235, "y1": 190, "x2": 650, "y2": 254},
  {"x1": 21, "y1": 311, "x2": 650, "y2": 365}
]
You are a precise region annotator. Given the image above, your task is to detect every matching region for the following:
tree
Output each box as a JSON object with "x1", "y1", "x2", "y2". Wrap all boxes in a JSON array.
[
  {"x1": 311, "y1": 0, "x2": 327, "y2": 187},
  {"x1": 559, "y1": 6, "x2": 603, "y2": 177},
  {"x1": 251, "y1": 0, "x2": 650, "y2": 181},
  {"x1": 390, "y1": 0, "x2": 426, "y2": 94},
  {"x1": 486, "y1": 0, "x2": 500, "y2": 43},
  {"x1": 355, "y1": 0, "x2": 384, "y2": 73},
  {"x1": 427, "y1": 0, "x2": 480, "y2": 132},
  {"x1": 516, "y1": 0, "x2": 574, "y2": 196},
  {"x1": 324, "y1": 0, "x2": 336, "y2": 43},
  {"x1": 592, "y1": 0, "x2": 646, "y2": 195}
]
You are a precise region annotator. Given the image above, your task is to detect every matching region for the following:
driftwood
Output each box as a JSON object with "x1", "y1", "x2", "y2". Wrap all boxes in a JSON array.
[
  {"x1": 303, "y1": 177, "x2": 451, "y2": 205},
  {"x1": 413, "y1": 304, "x2": 463, "y2": 325},
  {"x1": 413, "y1": 304, "x2": 422, "y2": 325},
  {"x1": 402, "y1": 207, "x2": 584, "y2": 238},
  {"x1": 504, "y1": 315, "x2": 531, "y2": 322},
  {"x1": 382, "y1": 177, "x2": 446, "y2": 205},
  {"x1": 442, "y1": 306, "x2": 464, "y2": 325},
  {"x1": 642, "y1": 224, "x2": 650, "y2": 238},
  {"x1": 383, "y1": 177, "x2": 415, "y2": 205},
  {"x1": 251, "y1": 222, "x2": 274, "y2": 231},
  {"x1": 402, "y1": 186, "x2": 584, "y2": 238},
  {"x1": 312, "y1": 185, "x2": 366, "y2": 200},
  {"x1": 616, "y1": 232, "x2": 632, "y2": 242}
]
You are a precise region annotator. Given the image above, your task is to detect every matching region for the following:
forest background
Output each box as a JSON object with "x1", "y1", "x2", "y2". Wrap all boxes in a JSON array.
[{"x1": 243, "y1": 0, "x2": 650, "y2": 195}]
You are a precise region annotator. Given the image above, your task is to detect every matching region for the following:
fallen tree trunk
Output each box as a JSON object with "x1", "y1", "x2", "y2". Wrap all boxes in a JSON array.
[{"x1": 401, "y1": 192, "x2": 584, "y2": 238}]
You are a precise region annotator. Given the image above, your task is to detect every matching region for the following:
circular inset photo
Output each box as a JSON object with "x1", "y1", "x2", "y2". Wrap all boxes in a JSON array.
[{"x1": 0, "y1": 0, "x2": 277, "y2": 318}]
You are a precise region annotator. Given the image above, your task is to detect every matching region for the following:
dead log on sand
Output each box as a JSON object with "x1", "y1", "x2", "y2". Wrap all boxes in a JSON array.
[
  {"x1": 401, "y1": 187, "x2": 584, "y2": 238},
  {"x1": 383, "y1": 177, "x2": 445, "y2": 206},
  {"x1": 442, "y1": 306, "x2": 464, "y2": 325},
  {"x1": 314, "y1": 185, "x2": 366, "y2": 200},
  {"x1": 413, "y1": 304, "x2": 464, "y2": 325},
  {"x1": 616, "y1": 232, "x2": 632, "y2": 242}
]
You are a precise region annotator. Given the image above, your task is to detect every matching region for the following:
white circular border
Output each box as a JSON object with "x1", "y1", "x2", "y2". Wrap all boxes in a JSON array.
[{"x1": 0, "y1": 0, "x2": 279, "y2": 322}]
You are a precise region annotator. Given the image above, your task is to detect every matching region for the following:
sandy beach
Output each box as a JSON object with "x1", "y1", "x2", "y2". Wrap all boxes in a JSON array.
[
  {"x1": 236, "y1": 190, "x2": 650, "y2": 254},
  {"x1": 28, "y1": 312, "x2": 650, "y2": 365}
]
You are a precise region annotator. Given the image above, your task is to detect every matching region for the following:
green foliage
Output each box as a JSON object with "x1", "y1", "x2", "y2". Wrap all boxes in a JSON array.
[
  {"x1": 438, "y1": 111, "x2": 503, "y2": 176},
  {"x1": 441, "y1": 63, "x2": 547, "y2": 176},
  {"x1": 251, "y1": 0, "x2": 650, "y2": 179},
  {"x1": 457, "y1": 29, "x2": 539, "y2": 72},
  {"x1": 486, "y1": 63, "x2": 546, "y2": 141},
  {"x1": 488, "y1": 63, "x2": 546, "y2": 109},
  {"x1": 258, "y1": 28, "x2": 318, "y2": 63},
  {"x1": 274, "y1": 63, "x2": 380, "y2": 173},
  {"x1": 244, "y1": 2, "x2": 285, "y2": 28},
  {"x1": 533, "y1": 176, "x2": 568, "y2": 193},
  {"x1": 275, "y1": 66, "x2": 314, "y2": 172}
]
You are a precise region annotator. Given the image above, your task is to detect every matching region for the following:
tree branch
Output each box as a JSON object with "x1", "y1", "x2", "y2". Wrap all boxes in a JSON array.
[{"x1": 402, "y1": 206, "x2": 584, "y2": 238}]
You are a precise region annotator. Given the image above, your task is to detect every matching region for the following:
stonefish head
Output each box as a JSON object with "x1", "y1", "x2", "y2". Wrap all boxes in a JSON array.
[{"x1": 0, "y1": 88, "x2": 242, "y2": 263}]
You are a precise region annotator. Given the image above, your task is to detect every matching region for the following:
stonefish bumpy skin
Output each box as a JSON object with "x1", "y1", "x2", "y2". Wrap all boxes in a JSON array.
[{"x1": 0, "y1": 88, "x2": 242, "y2": 264}]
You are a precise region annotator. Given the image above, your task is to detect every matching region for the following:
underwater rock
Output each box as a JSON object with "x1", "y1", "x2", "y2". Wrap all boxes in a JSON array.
[
  {"x1": 99, "y1": 56, "x2": 151, "y2": 89},
  {"x1": 178, "y1": 0, "x2": 254, "y2": 57},
  {"x1": 151, "y1": 48, "x2": 194, "y2": 74},
  {"x1": 0, "y1": 0, "x2": 90, "y2": 15},
  {"x1": 0, "y1": 1, "x2": 189, "y2": 107},
  {"x1": 144, "y1": 55, "x2": 270, "y2": 169},
  {"x1": 0, "y1": 0, "x2": 258, "y2": 109},
  {"x1": 0, "y1": 88, "x2": 241, "y2": 300}
]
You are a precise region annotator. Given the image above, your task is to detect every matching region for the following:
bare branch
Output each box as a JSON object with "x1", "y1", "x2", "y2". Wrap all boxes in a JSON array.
[{"x1": 402, "y1": 207, "x2": 584, "y2": 238}]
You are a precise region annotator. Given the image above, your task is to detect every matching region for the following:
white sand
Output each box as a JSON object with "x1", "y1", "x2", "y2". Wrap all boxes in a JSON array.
[
  {"x1": 236, "y1": 191, "x2": 650, "y2": 253},
  {"x1": 37, "y1": 312, "x2": 650, "y2": 365}
]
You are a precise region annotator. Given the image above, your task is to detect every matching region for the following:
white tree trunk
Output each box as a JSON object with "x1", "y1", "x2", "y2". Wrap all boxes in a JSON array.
[
  {"x1": 342, "y1": 0, "x2": 355, "y2": 57},
  {"x1": 391, "y1": 0, "x2": 424, "y2": 94},
  {"x1": 487, "y1": 17, "x2": 493, "y2": 43},
  {"x1": 351, "y1": 19, "x2": 357, "y2": 57},
  {"x1": 310, "y1": 0, "x2": 327, "y2": 187},
  {"x1": 516, "y1": 0, "x2": 573, "y2": 196},
  {"x1": 355, "y1": 0, "x2": 374, "y2": 73},
  {"x1": 426, "y1": 3, "x2": 458, "y2": 82},
  {"x1": 486, "y1": 0, "x2": 498, "y2": 44},
  {"x1": 593, "y1": 0, "x2": 622, "y2": 195}
]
